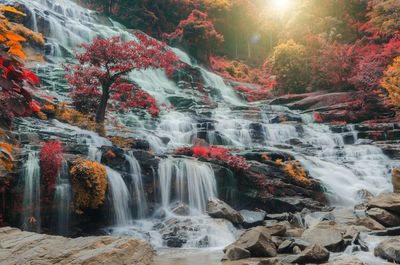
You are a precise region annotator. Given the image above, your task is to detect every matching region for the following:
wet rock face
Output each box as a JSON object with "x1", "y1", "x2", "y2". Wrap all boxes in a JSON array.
[
  {"x1": 374, "y1": 238, "x2": 400, "y2": 263},
  {"x1": 0, "y1": 227, "x2": 154, "y2": 265}
]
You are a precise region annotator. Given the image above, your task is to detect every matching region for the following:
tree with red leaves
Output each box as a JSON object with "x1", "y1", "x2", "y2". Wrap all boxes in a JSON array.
[
  {"x1": 164, "y1": 9, "x2": 223, "y2": 63},
  {"x1": 64, "y1": 34, "x2": 180, "y2": 123}
]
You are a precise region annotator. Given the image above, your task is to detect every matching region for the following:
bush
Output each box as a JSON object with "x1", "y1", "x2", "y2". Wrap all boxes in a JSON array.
[
  {"x1": 382, "y1": 56, "x2": 400, "y2": 108},
  {"x1": 70, "y1": 159, "x2": 108, "y2": 214},
  {"x1": 272, "y1": 40, "x2": 310, "y2": 94},
  {"x1": 40, "y1": 140, "x2": 64, "y2": 196}
]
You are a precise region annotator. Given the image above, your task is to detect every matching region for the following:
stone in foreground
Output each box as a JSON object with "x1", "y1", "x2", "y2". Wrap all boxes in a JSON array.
[
  {"x1": 284, "y1": 244, "x2": 329, "y2": 264},
  {"x1": 0, "y1": 227, "x2": 153, "y2": 265},
  {"x1": 374, "y1": 238, "x2": 400, "y2": 263},
  {"x1": 206, "y1": 198, "x2": 243, "y2": 225},
  {"x1": 367, "y1": 193, "x2": 400, "y2": 214}
]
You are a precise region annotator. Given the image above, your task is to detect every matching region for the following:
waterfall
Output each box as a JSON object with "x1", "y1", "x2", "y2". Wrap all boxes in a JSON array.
[
  {"x1": 53, "y1": 160, "x2": 71, "y2": 236},
  {"x1": 106, "y1": 167, "x2": 132, "y2": 226},
  {"x1": 125, "y1": 152, "x2": 147, "y2": 218},
  {"x1": 158, "y1": 158, "x2": 217, "y2": 213},
  {"x1": 21, "y1": 151, "x2": 41, "y2": 232}
]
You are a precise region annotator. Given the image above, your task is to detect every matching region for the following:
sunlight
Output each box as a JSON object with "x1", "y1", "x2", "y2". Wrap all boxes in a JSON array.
[{"x1": 272, "y1": 0, "x2": 292, "y2": 12}]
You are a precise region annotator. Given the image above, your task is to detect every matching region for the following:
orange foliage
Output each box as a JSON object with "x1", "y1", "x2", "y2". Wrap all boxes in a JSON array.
[
  {"x1": 107, "y1": 136, "x2": 136, "y2": 148},
  {"x1": 70, "y1": 158, "x2": 108, "y2": 214},
  {"x1": 0, "y1": 130, "x2": 14, "y2": 172},
  {"x1": 282, "y1": 159, "x2": 312, "y2": 188}
]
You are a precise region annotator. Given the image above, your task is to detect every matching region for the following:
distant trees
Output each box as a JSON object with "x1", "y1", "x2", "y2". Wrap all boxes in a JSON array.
[
  {"x1": 64, "y1": 34, "x2": 180, "y2": 123},
  {"x1": 272, "y1": 40, "x2": 310, "y2": 94},
  {"x1": 369, "y1": 0, "x2": 400, "y2": 36},
  {"x1": 164, "y1": 9, "x2": 223, "y2": 62},
  {"x1": 382, "y1": 56, "x2": 400, "y2": 108}
]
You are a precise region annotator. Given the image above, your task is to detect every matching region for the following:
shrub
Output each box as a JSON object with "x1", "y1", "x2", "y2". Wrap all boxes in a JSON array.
[
  {"x1": 70, "y1": 158, "x2": 108, "y2": 214},
  {"x1": 272, "y1": 40, "x2": 310, "y2": 94},
  {"x1": 382, "y1": 56, "x2": 400, "y2": 108},
  {"x1": 40, "y1": 140, "x2": 64, "y2": 196}
]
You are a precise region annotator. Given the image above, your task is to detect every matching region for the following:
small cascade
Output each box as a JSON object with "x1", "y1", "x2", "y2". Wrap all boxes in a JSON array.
[
  {"x1": 21, "y1": 151, "x2": 41, "y2": 232},
  {"x1": 106, "y1": 167, "x2": 132, "y2": 226},
  {"x1": 53, "y1": 160, "x2": 71, "y2": 236},
  {"x1": 158, "y1": 158, "x2": 217, "y2": 213},
  {"x1": 125, "y1": 151, "x2": 147, "y2": 218}
]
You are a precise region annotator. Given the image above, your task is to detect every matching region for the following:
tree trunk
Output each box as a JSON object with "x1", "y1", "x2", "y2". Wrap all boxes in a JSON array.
[{"x1": 95, "y1": 84, "x2": 110, "y2": 123}]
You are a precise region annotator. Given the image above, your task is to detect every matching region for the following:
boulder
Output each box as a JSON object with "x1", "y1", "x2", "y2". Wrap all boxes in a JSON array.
[
  {"x1": 393, "y1": 168, "x2": 400, "y2": 193},
  {"x1": 240, "y1": 210, "x2": 266, "y2": 228},
  {"x1": 284, "y1": 244, "x2": 329, "y2": 264},
  {"x1": 265, "y1": 222, "x2": 287, "y2": 236},
  {"x1": 329, "y1": 208, "x2": 359, "y2": 224},
  {"x1": 366, "y1": 207, "x2": 400, "y2": 227},
  {"x1": 301, "y1": 226, "x2": 344, "y2": 252},
  {"x1": 356, "y1": 217, "x2": 386, "y2": 230},
  {"x1": 374, "y1": 238, "x2": 400, "y2": 263},
  {"x1": 277, "y1": 240, "x2": 293, "y2": 253},
  {"x1": 225, "y1": 226, "x2": 277, "y2": 257},
  {"x1": 370, "y1": 226, "x2": 400, "y2": 236},
  {"x1": 327, "y1": 257, "x2": 366, "y2": 265},
  {"x1": 0, "y1": 227, "x2": 153, "y2": 265},
  {"x1": 367, "y1": 193, "x2": 400, "y2": 214},
  {"x1": 285, "y1": 228, "x2": 305, "y2": 237},
  {"x1": 293, "y1": 246, "x2": 302, "y2": 254},
  {"x1": 222, "y1": 246, "x2": 251, "y2": 261},
  {"x1": 171, "y1": 204, "x2": 189, "y2": 216},
  {"x1": 206, "y1": 198, "x2": 243, "y2": 225}
]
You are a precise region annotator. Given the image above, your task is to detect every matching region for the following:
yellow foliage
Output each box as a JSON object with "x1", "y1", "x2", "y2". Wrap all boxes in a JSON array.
[
  {"x1": 382, "y1": 56, "x2": 400, "y2": 108},
  {"x1": 0, "y1": 5, "x2": 44, "y2": 61},
  {"x1": 107, "y1": 136, "x2": 136, "y2": 149},
  {"x1": 0, "y1": 130, "x2": 14, "y2": 172},
  {"x1": 41, "y1": 102, "x2": 105, "y2": 135},
  {"x1": 283, "y1": 159, "x2": 312, "y2": 188},
  {"x1": 70, "y1": 158, "x2": 108, "y2": 214}
]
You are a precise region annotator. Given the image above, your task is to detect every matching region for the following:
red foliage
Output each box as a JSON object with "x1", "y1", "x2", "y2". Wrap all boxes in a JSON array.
[
  {"x1": 64, "y1": 34, "x2": 180, "y2": 123},
  {"x1": 164, "y1": 9, "x2": 223, "y2": 60},
  {"x1": 233, "y1": 85, "x2": 272, "y2": 102},
  {"x1": 174, "y1": 143, "x2": 248, "y2": 171},
  {"x1": 0, "y1": 50, "x2": 40, "y2": 125},
  {"x1": 40, "y1": 140, "x2": 64, "y2": 196}
]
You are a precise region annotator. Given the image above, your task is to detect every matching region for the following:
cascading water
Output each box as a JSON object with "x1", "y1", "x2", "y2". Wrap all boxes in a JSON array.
[
  {"x1": 106, "y1": 167, "x2": 132, "y2": 226},
  {"x1": 125, "y1": 151, "x2": 147, "y2": 218},
  {"x1": 9, "y1": 0, "x2": 400, "y2": 262},
  {"x1": 158, "y1": 158, "x2": 217, "y2": 213},
  {"x1": 21, "y1": 151, "x2": 41, "y2": 232},
  {"x1": 53, "y1": 159, "x2": 71, "y2": 236}
]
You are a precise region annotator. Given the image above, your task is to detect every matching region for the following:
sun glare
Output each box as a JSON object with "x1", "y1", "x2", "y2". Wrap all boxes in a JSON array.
[{"x1": 272, "y1": 0, "x2": 291, "y2": 12}]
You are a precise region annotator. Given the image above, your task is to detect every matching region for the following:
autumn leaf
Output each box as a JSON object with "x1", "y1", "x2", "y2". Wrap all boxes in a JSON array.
[{"x1": 1, "y1": 6, "x2": 25, "y2": 16}]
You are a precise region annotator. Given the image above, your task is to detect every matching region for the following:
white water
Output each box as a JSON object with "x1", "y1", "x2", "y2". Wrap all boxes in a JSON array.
[
  {"x1": 21, "y1": 151, "x2": 41, "y2": 232},
  {"x1": 125, "y1": 151, "x2": 147, "y2": 218},
  {"x1": 10, "y1": 0, "x2": 400, "y2": 260},
  {"x1": 53, "y1": 160, "x2": 71, "y2": 236},
  {"x1": 158, "y1": 158, "x2": 217, "y2": 213},
  {"x1": 106, "y1": 166, "x2": 132, "y2": 226}
]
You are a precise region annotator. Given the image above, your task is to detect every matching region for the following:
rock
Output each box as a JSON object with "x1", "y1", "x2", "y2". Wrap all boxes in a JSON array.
[
  {"x1": 293, "y1": 245, "x2": 302, "y2": 254},
  {"x1": 285, "y1": 228, "x2": 305, "y2": 237},
  {"x1": 285, "y1": 244, "x2": 329, "y2": 264},
  {"x1": 327, "y1": 256, "x2": 366, "y2": 265},
  {"x1": 393, "y1": 168, "x2": 400, "y2": 193},
  {"x1": 0, "y1": 227, "x2": 153, "y2": 265},
  {"x1": 356, "y1": 217, "x2": 386, "y2": 230},
  {"x1": 366, "y1": 207, "x2": 400, "y2": 227},
  {"x1": 206, "y1": 198, "x2": 243, "y2": 225},
  {"x1": 265, "y1": 212, "x2": 289, "y2": 221},
  {"x1": 343, "y1": 226, "x2": 360, "y2": 240},
  {"x1": 240, "y1": 210, "x2": 266, "y2": 228},
  {"x1": 370, "y1": 226, "x2": 400, "y2": 236},
  {"x1": 374, "y1": 238, "x2": 400, "y2": 263},
  {"x1": 367, "y1": 193, "x2": 400, "y2": 214},
  {"x1": 329, "y1": 208, "x2": 359, "y2": 224},
  {"x1": 171, "y1": 204, "x2": 189, "y2": 216},
  {"x1": 265, "y1": 222, "x2": 287, "y2": 236},
  {"x1": 301, "y1": 226, "x2": 344, "y2": 252},
  {"x1": 225, "y1": 226, "x2": 277, "y2": 257},
  {"x1": 278, "y1": 240, "x2": 293, "y2": 253},
  {"x1": 223, "y1": 246, "x2": 251, "y2": 261},
  {"x1": 257, "y1": 258, "x2": 285, "y2": 265},
  {"x1": 291, "y1": 238, "x2": 311, "y2": 251}
]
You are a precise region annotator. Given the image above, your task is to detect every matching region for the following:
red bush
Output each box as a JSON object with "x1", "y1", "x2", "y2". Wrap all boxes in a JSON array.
[
  {"x1": 40, "y1": 140, "x2": 64, "y2": 196},
  {"x1": 174, "y1": 143, "x2": 248, "y2": 171}
]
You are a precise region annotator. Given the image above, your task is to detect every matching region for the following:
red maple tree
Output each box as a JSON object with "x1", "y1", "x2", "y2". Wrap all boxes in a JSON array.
[
  {"x1": 64, "y1": 34, "x2": 180, "y2": 123},
  {"x1": 40, "y1": 140, "x2": 64, "y2": 196}
]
